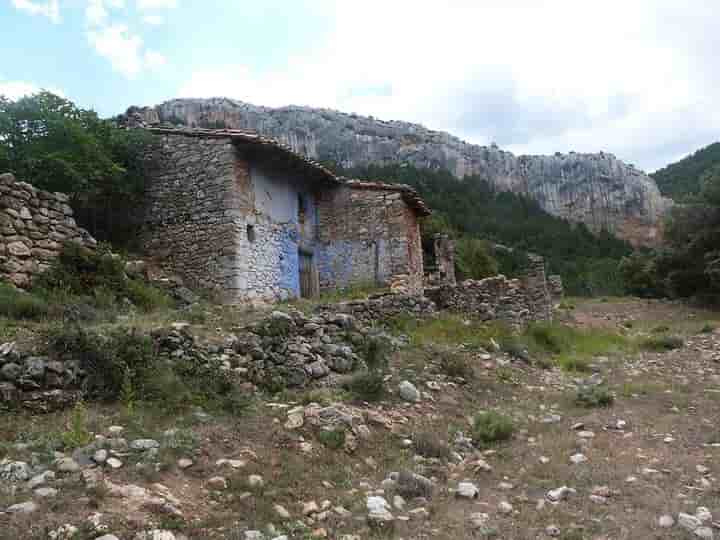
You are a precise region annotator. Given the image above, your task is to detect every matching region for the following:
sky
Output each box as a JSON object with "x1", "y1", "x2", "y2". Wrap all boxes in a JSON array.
[{"x1": 1, "y1": 0, "x2": 719, "y2": 172}]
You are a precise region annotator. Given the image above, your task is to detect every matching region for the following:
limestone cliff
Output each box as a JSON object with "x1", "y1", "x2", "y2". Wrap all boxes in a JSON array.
[{"x1": 125, "y1": 98, "x2": 672, "y2": 246}]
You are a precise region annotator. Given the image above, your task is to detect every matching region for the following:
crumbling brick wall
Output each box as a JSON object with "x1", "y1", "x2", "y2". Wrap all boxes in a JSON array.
[
  {"x1": 316, "y1": 185, "x2": 424, "y2": 294},
  {"x1": 0, "y1": 173, "x2": 96, "y2": 288}
]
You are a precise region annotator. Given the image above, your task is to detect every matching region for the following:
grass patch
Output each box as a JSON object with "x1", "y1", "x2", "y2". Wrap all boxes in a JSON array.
[
  {"x1": 621, "y1": 381, "x2": 666, "y2": 397},
  {"x1": 575, "y1": 385, "x2": 614, "y2": 408},
  {"x1": 0, "y1": 283, "x2": 49, "y2": 320},
  {"x1": 344, "y1": 371, "x2": 385, "y2": 402},
  {"x1": 390, "y1": 314, "x2": 512, "y2": 349},
  {"x1": 318, "y1": 428, "x2": 347, "y2": 450},
  {"x1": 513, "y1": 322, "x2": 633, "y2": 372},
  {"x1": 640, "y1": 335, "x2": 684, "y2": 352},
  {"x1": 472, "y1": 411, "x2": 515, "y2": 446}
]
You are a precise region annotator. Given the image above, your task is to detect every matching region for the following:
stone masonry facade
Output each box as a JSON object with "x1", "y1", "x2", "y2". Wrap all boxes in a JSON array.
[
  {"x1": 0, "y1": 173, "x2": 97, "y2": 288},
  {"x1": 317, "y1": 182, "x2": 424, "y2": 295},
  {"x1": 141, "y1": 129, "x2": 429, "y2": 303}
]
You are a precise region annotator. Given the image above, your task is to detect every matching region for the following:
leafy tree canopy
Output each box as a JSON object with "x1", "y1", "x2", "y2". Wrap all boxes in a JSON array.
[{"x1": 0, "y1": 91, "x2": 152, "y2": 243}]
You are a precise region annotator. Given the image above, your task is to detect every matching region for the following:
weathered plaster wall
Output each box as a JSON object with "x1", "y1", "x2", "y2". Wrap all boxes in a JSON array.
[
  {"x1": 317, "y1": 186, "x2": 424, "y2": 294},
  {"x1": 0, "y1": 173, "x2": 97, "y2": 288},
  {"x1": 234, "y1": 158, "x2": 321, "y2": 300}
]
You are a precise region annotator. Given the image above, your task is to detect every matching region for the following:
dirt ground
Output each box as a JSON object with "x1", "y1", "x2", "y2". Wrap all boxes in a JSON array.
[{"x1": 1, "y1": 297, "x2": 719, "y2": 540}]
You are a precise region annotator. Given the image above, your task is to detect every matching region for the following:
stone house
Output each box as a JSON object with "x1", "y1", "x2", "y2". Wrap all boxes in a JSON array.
[{"x1": 142, "y1": 128, "x2": 429, "y2": 302}]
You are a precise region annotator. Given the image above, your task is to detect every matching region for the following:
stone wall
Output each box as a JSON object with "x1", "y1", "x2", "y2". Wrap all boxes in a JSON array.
[
  {"x1": 426, "y1": 276, "x2": 533, "y2": 328},
  {"x1": 316, "y1": 293, "x2": 436, "y2": 326},
  {"x1": 317, "y1": 185, "x2": 424, "y2": 295},
  {"x1": 548, "y1": 274, "x2": 564, "y2": 306},
  {"x1": 0, "y1": 342, "x2": 82, "y2": 413},
  {"x1": 426, "y1": 255, "x2": 561, "y2": 328},
  {"x1": 0, "y1": 173, "x2": 97, "y2": 288}
]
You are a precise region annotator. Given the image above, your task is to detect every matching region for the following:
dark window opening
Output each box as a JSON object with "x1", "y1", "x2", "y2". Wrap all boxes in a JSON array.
[
  {"x1": 298, "y1": 193, "x2": 306, "y2": 224},
  {"x1": 247, "y1": 224, "x2": 256, "y2": 243}
]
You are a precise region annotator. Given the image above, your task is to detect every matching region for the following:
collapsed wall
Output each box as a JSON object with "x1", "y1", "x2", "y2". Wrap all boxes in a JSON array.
[
  {"x1": 426, "y1": 254, "x2": 559, "y2": 328},
  {"x1": 0, "y1": 173, "x2": 97, "y2": 288}
]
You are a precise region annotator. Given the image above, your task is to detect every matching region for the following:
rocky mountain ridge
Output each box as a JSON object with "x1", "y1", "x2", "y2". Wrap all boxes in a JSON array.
[{"x1": 127, "y1": 98, "x2": 672, "y2": 246}]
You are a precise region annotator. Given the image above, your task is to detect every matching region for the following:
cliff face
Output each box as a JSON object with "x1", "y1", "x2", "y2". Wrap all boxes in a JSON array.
[{"x1": 127, "y1": 98, "x2": 671, "y2": 246}]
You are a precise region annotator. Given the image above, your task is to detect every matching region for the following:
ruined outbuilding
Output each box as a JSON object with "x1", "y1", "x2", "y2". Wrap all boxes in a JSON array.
[{"x1": 142, "y1": 128, "x2": 429, "y2": 302}]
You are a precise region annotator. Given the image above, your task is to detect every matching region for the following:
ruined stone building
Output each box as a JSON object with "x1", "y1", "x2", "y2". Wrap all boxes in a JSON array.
[{"x1": 142, "y1": 128, "x2": 429, "y2": 302}]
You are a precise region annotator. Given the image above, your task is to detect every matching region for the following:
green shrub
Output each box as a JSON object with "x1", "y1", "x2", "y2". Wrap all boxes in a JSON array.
[
  {"x1": 318, "y1": 428, "x2": 347, "y2": 450},
  {"x1": 700, "y1": 324, "x2": 715, "y2": 334},
  {"x1": 34, "y1": 243, "x2": 172, "y2": 313},
  {"x1": 472, "y1": 411, "x2": 515, "y2": 446},
  {"x1": 527, "y1": 324, "x2": 567, "y2": 354},
  {"x1": 0, "y1": 283, "x2": 49, "y2": 320},
  {"x1": 555, "y1": 354, "x2": 591, "y2": 373},
  {"x1": 126, "y1": 280, "x2": 172, "y2": 312},
  {"x1": 61, "y1": 400, "x2": 92, "y2": 449},
  {"x1": 413, "y1": 431, "x2": 450, "y2": 459},
  {"x1": 439, "y1": 352, "x2": 474, "y2": 379},
  {"x1": 362, "y1": 334, "x2": 391, "y2": 372},
  {"x1": 575, "y1": 385, "x2": 614, "y2": 408},
  {"x1": 640, "y1": 335, "x2": 684, "y2": 352},
  {"x1": 49, "y1": 326, "x2": 156, "y2": 401},
  {"x1": 345, "y1": 371, "x2": 385, "y2": 402}
]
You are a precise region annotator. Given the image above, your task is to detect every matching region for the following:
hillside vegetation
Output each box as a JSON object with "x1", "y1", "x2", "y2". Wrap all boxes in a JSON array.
[
  {"x1": 342, "y1": 164, "x2": 632, "y2": 296},
  {"x1": 651, "y1": 141, "x2": 720, "y2": 200}
]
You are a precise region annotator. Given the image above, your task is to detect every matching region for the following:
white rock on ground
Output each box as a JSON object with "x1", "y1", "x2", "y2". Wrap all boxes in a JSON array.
[
  {"x1": 106, "y1": 457, "x2": 123, "y2": 469},
  {"x1": 130, "y1": 439, "x2": 160, "y2": 451},
  {"x1": 456, "y1": 481, "x2": 480, "y2": 499},
  {"x1": 498, "y1": 501, "x2": 513, "y2": 514},
  {"x1": 134, "y1": 531, "x2": 176, "y2": 540},
  {"x1": 658, "y1": 515, "x2": 675, "y2": 528},
  {"x1": 367, "y1": 496, "x2": 394, "y2": 523},
  {"x1": 6, "y1": 501, "x2": 38, "y2": 514},
  {"x1": 398, "y1": 380, "x2": 420, "y2": 402},
  {"x1": 678, "y1": 512, "x2": 702, "y2": 531},
  {"x1": 547, "y1": 486, "x2": 576, "y2": 502},
  {"x1": 0, "y1": 460, "x2": 31, "y2": 482}
]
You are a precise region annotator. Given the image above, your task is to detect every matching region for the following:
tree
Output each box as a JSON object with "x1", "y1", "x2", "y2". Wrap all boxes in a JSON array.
[
  {"x1": 0, "y1": 91, "x2": 152, "y2": 244},
  {"x1": 455, "y1": 237, "x2": 498, "y2": 281}
]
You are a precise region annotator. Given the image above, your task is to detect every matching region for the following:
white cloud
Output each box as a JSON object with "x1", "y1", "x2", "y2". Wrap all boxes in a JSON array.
[
  {"x1": 87, "y1": 24, "x2": 163, "y2": 78},
  {"x1": 84, "y1": 0, "x2": 166, "y2": 79},
  {"x1": 136, "y1": 0, "x2": 176, "y2": 10},
  {"x1": 177, "y1": 0, "x2": 720, "y2": 171},
  {"x1": 0, "y1": 80, "x2": 64, "y2": 100},
  {"x1": 143, "y1": 50, "x2": 166, "y2": 69},
  {"x1": 11, "y1": 0, "x2": 60, "y2": 23},
  {"x1": 141, "y1": 14, "x2": 164, "y2": 25}
]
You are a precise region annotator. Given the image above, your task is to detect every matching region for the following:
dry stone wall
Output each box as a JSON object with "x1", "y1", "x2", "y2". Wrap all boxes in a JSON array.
[
  {"x1": 316, "y1": 293, "x2": 436, "y2": 326},
  {"x1": 0, "y1": 173, "x2": 97, "y2": 288},
  {"x1": 141, "y1": 135, "x2": 242, "y2": 295},
  {"x1": 426, "y1": 256, "x2": 561, "y2": 328}
]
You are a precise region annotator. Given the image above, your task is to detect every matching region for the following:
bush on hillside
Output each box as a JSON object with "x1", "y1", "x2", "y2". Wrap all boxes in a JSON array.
[
  {"x1": 472, "y1": 411, "x2": 515, "y2": 446},
  {"x1": 0, "y1": 283, "x2": 49, "y2": 320}
]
